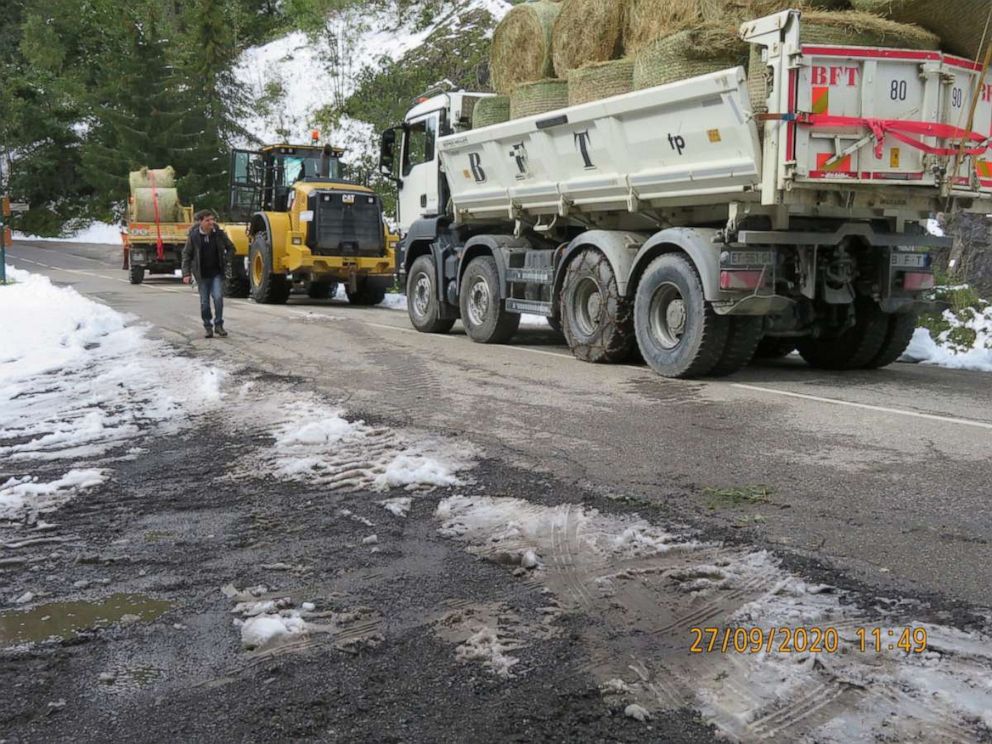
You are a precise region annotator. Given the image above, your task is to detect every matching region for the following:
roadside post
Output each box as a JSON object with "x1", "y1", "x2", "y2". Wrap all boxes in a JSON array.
[{"x1": 1, "y1": 195, "x2": 9, "y2": 285}]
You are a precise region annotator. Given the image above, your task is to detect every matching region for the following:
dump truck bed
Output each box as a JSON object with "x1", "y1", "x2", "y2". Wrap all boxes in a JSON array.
[{"x1": 438, "y1": 11, "x2": 992, "y2": 228}]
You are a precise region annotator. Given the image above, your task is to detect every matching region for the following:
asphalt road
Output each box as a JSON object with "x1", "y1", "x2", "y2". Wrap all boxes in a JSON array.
[{"x1": 9, "y1": 238, "x2": 992, "y2": 611}]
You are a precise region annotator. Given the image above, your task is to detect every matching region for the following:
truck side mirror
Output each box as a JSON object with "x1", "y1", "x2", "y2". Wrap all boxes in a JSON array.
[{"x1": 379, "y1": 128, "x2": 401, "y2": 183}]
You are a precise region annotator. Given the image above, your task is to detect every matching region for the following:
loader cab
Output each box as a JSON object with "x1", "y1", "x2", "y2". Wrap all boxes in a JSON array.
[{"x1": 229, "y1": 144, "x2": 345, "y2": 220}]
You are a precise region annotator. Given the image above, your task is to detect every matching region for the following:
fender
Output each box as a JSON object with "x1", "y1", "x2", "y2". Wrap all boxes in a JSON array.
[
  {"x1": 629, "y1": 227, "x2": 725, "y2": 301},
  {"x1": 249, "y1": 212, "x2": 292, "y2": 274},
  {"x1": 552, "y1": 230, "x2": 644, "y2": 305},
  {"x1": 401, "y1": 217, "x2": 446, "y2": 273},
  {"x1": 457, "y1": 235, "x2": 531, "y2": 293}
]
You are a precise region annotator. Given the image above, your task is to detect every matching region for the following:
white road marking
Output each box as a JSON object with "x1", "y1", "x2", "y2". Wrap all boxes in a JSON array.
[{"x1": 731, "y1": 382, "x2": 992, "y2": 431}]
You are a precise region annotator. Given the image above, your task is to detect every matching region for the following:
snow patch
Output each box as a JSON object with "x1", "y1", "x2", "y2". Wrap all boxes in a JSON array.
[
  {"x1": 379, "y1": 497, "x2": 412, "y2": 517},
  {"x1": 0, "y1": 469, "x2": 106, "y2": 519},
  {"x1": 904, "y1": 318, "x2": 992, "y2": 372},
  {"x1": 13, "y1": 222, "x2": 122, "y2": 244}
]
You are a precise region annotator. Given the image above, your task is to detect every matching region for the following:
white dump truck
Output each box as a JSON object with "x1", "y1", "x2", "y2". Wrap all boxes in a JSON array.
[{"x1": 378, "y1": 10, "x2": 992, "y2": 377}]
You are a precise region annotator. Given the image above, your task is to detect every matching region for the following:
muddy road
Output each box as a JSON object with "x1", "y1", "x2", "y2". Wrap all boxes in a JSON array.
[{"x1": 2, "y1": 240, "x2": 992, "y2": 743}]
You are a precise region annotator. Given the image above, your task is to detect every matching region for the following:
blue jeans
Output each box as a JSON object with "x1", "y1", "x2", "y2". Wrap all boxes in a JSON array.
[{"x1": 198, "y1": 274, "x2": 224, "y2": 328}]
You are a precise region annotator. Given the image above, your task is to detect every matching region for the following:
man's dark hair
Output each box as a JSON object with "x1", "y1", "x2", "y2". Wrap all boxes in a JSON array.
[{"x1": 194, "y1": 209, "x2": 217, "y2": 222}]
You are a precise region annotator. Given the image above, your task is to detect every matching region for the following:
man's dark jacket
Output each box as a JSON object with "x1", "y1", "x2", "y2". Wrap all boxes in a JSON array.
[{"x1": 181, "y1": 226, "x2": 235, "y2": 282}]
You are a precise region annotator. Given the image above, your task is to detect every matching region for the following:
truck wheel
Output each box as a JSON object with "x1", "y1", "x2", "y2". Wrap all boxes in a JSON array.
[
  {"x1": 407, "y1": 255, "x2": 455, "y2": 334},
  {"x1": 633, "y1": 254, "x2": 729, "y2": 378},
  {"x1": 754, "y1": 336, "x2": 796, "y2": 359},
  {"x1": 128, "y1": 264, "x2": 144, "y2": 285},
  {"x1": 346, "y1": 282, "x2": 386, "y2": 306},
  {"x1": 460, "y1": 255, "x2": 520, "y2": 343},
  {"x1": 249, "y1": 233, "x2": 290, "y2": 304},
  {"x1": 561, "y1": 249, "x2": 635, "y2": 363},
  {"x1": 710, "y1": 316, "x2": 764, "y2": 376},
  {"x1": 864, "y1": 312, "x2": 917, "y2": 369},
  {"x1": 224, "y1": 254, "x2": 250, "y2": 298},
  {"x1": 307, "y1": 280, "x2": 338, "y2": 300},
  {"x1": 796, "y1": 298, "x2": 888, "y2": 370}
]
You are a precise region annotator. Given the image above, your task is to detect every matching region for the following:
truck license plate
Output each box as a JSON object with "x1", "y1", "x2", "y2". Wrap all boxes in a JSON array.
[
  {"x1": 891, "y1": 252, "x2": 928, "y2": 269},
  {"x1": 728, "y1": 251, "x2": 773, "y2": 266}
]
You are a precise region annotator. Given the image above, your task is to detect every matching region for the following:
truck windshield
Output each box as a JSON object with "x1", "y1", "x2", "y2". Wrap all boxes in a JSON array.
[
  {"x1": 403, "y1": 115, "x2": 437, "y2": 176},
  {"x1": 274, "y1": 156, "x2": 341, "y2": 185}
]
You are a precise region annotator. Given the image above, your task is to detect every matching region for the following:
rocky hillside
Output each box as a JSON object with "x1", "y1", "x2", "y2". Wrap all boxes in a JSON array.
[{"x1": 233, "y1": 0, "x2": 511, "y2": 207}]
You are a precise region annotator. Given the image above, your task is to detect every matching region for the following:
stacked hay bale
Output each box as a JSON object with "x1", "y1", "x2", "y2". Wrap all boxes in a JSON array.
[
  {"x1": 486, "y1": 0, "x2": 959, "y2": 124},
  {"x1": 129, "y1": 166, "x2": 185, "y2": 223},
  {"x1": 850, "y1": 0, "x2": 991, "y2": 60},
  {"x1": 472, "y1": 95, "x2": 511, "y2": 128}
]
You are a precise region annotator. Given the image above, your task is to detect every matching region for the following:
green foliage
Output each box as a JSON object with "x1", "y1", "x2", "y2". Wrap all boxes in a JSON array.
[
  {"x1": 703, "y1": 485, "x2": 773, "y2": 509},
  {"x1": 918, "y1": 283, "x2": 986, "y2": 344}
]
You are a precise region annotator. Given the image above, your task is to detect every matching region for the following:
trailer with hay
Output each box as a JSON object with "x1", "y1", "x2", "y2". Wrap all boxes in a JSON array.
[
  {"x1": 379, "y1": 9, "x2": 992, "y2": 378},
  {"x1": 124, "y1": 166, "x2": 193, "y2": 285}
]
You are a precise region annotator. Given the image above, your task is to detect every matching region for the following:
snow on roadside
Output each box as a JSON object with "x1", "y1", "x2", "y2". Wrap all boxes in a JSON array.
[
  {"x1": 13, "y1": 222, "x2": 121, "y2": 245},
  {"x1": 904, "y1": 306, "x2": 992, "y2": 372},
  {"x1": 435, "y1": 494, "x2": 992, "y2": 741},
  {"x1": 0, "y1": 264, "x2": 225, "y2": 520}
]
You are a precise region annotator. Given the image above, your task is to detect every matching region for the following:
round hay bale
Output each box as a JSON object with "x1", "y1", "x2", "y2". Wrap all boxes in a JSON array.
[
  {"x1": 851, "y1": 0, "x2": 988, "y2": 59},
  {"x1": 132, "y1": 187, "x2": 181, "y2": 223},
  {"x1": 552, "y1": 0, "x2": 626, "y2": 78},
  {"x1": 491, "y1": 2, "x2": 560, "y2": 95},
  {"x1": 701, "y1": 0, "x2": 854, "y2": 24},
  {"x1": 129, "y1": 166, "x2": 176, "y2": 192},
  {"x1": 473, "y1": 95, "x2": 511, "y2": 128},
  {"x1": 747, "y1": 11, "x2": 938, "y2": 122},
  {"x1": 510, "y1": 79, "x2": 570, "y2": 119},
  {"x1": 568, "y1": 59, "x2": 634, "y2": 104},
  {"x1": 624, "y1": 0, "x2": 701, "y2": 54},
  {"x1": 632, "y1": 25, "x2": 748, "y2": 90}
]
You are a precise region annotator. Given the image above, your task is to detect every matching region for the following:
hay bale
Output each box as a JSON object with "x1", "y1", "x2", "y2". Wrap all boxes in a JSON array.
[
  {"x1": 624, "y1": 0, "x2": 701, "y2": 54},
  {"x1": 632, "y1": 25, "x2": 748, "y2": 90},
  {"x1": 747, "y1": 11, "x2": 939, "y2": 120},
  {"x1": 568, "y1": 59, "x2": 634, "y2": 104},
  {"x1": 491, "y1": 2, "x2": 560, "y2": 95},
  {"x1": 552, "y1": 0, "x2": 626, "y2": 77},
  {"x1": 132, "y1": 187, "x2": 182, "y2": 223},
  {"x1": 128, "y1": 166, "x2": 176, "y2": 192},
  {"x1": 510, "y1": 79, "x2": 570, "y2": 119},
  {"x1": 851, "y1": 0, "x2": 990, "y2": 59},
  {"x1": 702, "y1": 0, "x2": 854, "y2": 24},
  {"x1": 473, "y1": 96, "x2": 511, "y2": 128}
]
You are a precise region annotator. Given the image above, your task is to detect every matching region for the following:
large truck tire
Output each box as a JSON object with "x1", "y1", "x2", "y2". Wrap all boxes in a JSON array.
[
  {"x1": 709, "y1": 316, "x2": 764, "y2": 376},
  {"x1": 249, "y1": 233, "x2": 291, "y2": 304},
  {"x1": 864, "y1": 312, "x2": 917, "y2": 369},
  {"x1": 561, "y1": 248, "x2": 635, "y2": 363},
  {"x1": 346, "y1": 281, "x2": 386, "y2": 306},
  {"x1": 633, "y1": 253, "x2": 730, "y2": 378},
  {"x1": 754, "y1": 336, "x2": 796, "y2": 359},
  {"x1": 796, "y1": 298, "x2": 888, "y2": 370},
  {"x1": 307, "y1": 280, "x2": 338, "y2": 300},
  {"x1": 460, "y1": 255, "x2": 520, "y2": 343},
  {"x1": 224, "y1": 254, "x2": 250, "y2": 298},
  {"x1": 129, "y1": 264, "x2": 144, "y2": 285},
  {"x1": 407, "y1": 255, "x2": 455, "y2": 334}
]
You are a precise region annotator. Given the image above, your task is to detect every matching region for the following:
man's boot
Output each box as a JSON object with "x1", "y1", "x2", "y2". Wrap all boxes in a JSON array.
[
  {"x1": 204, "y1": 326, "x2": 214, "y2": 339},
  {"x1": 215, "y1": 324, "x2": 228, "y2": 337}
]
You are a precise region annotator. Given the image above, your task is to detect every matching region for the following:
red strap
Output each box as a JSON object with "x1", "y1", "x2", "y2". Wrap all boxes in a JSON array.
[
  {"x1": 149, "y1": 171, "x2": 164, "y2": 261},
  {"x1": 799, "y1": 114, "x2": 990, "y2": 159}
]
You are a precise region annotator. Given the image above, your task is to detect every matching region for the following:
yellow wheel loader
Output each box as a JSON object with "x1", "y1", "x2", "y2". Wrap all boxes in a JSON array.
[{"x1": 221, "y1": 142, "x2": 396, "y2": 304}]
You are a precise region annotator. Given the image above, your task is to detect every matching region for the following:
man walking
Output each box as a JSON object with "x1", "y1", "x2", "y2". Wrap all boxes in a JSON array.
[{"x1": 182, "y1": 209, "x2": 235, "y2": 338}]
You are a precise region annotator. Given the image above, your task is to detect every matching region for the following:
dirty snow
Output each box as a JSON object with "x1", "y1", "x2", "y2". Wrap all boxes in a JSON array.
[
  {"x1": 379, "y1": 497, "x2": 412, "y2": 517},
  {"x1": 0, "y1": 264, "x2": 224, "y2": 519},
  {"x1": 250, "y1": 395, "x2": 476, "y2": 493},
  {"x1": 435, "y1": 494, "x2": 992, "y2": 742}
]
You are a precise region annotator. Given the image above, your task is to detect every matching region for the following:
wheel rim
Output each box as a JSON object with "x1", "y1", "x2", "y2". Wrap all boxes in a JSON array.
[
  {"x1": 648, "y1": 282, "x2": 687, "y2": 349},
  {"x1": 570, "y1": 277, "x2": 603, "y2": 337},
  {"x1": 411, "y1": 273, "x2": 432, "y2": 319},
  {"x1": 466, "y1": 276, "x2": 491, "y2": 327},
  {"x1": 251, "y1": 253, "x2": 264, "y2": 286}
]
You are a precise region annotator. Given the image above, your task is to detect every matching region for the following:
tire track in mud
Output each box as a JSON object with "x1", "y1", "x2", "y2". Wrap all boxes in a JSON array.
[{"x1": 435, "y1": 495, "x2": 992, "y2": 743}]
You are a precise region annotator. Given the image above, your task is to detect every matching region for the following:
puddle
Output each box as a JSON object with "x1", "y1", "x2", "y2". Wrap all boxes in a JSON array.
[{"x1": 0, "y1": 593, "x2": 172, "y2": 646}]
